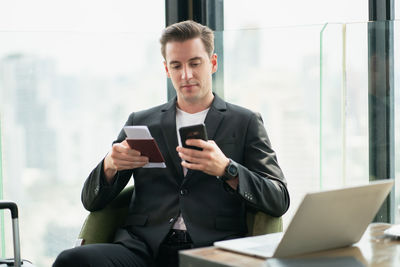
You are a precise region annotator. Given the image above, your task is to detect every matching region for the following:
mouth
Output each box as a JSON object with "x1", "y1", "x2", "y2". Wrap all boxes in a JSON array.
[{"x1": 181, "y1": 83, "x2": 198, "y2": 90}]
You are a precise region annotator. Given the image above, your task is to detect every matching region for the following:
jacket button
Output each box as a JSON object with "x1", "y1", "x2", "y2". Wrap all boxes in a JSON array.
[{"x1": 180, "y1": 189, "x2": 188, "y2": 196}]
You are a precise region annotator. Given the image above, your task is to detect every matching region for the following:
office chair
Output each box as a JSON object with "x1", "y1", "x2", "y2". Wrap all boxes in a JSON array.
[{"x1": 77, "y1": 185, "x2": 283, "y2": 245}]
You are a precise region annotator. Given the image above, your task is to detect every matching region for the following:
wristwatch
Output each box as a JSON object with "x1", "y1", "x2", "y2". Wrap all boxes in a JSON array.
[{"x1": 221, "y1": 159, "x2": 239, "y2": 181}]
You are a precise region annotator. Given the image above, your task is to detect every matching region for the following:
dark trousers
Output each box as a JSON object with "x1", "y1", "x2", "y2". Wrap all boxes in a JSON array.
[
  {"x1": 53, "y1": 230, "x2": 193, "y2": 267},
  {"x1": 155, "y1": 230, "x2": 194, "y2": 267}
]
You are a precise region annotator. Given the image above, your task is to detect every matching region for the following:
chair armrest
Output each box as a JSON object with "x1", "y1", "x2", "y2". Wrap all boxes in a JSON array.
[
  {"x1": 77, "y1": 186, "x2": 134, "y2": 245},
  {"x1": 246, "y1": 209, "x2": 283, "y2": 236}
]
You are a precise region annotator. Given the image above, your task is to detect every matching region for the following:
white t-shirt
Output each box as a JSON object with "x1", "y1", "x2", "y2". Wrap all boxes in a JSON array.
[{"x1": 173, "y1": 107, "x2": 209, "y2": 230}]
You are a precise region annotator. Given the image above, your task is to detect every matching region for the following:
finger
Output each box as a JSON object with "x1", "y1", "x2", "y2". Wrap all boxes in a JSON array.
[
  {"x1": 176, "y1": 145, "x2": 198, "y2": 154},
  {"x1": 185, "y1": 139, "x2": 208, "y2": 149},
  {"x1": 178, "y1": 150, "x2": 208, "y2": 164},
  {"x1": 111, "y1": 149, "x2": 146, "y2": 162},
  {"x1": 126, "y1": 149, "x2": 142, "y2": 156},
  {"x1": 113, "y1": 143, "x2": 141, "y2": 156},
  {"x1": 118, "y1": 140, "x2": 142, "y2": 154},
  {"x1": 111, "y1": 155, "x2": 149, "y2": 165},
  {"x1": 113, "y1": 157, "x2": 149, "y2": 170},
  {"x1": 113, "y1": 142, "x2": 131, "y2": 153},
  {"x1": 179, "y1": 152, "x2": 213, "y2": 169},
  {"x1": 178, "y1": 152, "x2": 199, "y2": 164},
  {"x1": 120, "y1": 139, "x2": 143, "y2": 157},
  {"x1": 120, "y1": 140, "x2": 130, "y2": 147},
  {"x1": 177, "y1": 146, "x2": 205, "y2": 158},
  {"x1": 208, "y1": 140, "x2": 217, "y2": 145},
  {"x1": 181, "y1": 160, "x2": 203, "y2": 171}
]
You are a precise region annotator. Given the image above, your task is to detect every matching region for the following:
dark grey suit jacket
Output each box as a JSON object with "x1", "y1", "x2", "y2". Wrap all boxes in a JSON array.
[{"x1": 81, "y1": 94, "x2": 290, "y2": 257}]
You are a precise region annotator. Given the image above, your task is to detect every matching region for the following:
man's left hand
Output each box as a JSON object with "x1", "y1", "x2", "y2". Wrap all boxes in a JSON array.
[{"x1": 176, "y1": 139, "x2": 229, "y2": 177}]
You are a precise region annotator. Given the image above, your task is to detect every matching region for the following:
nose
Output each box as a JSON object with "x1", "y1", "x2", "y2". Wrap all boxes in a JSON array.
[{"x1": 181, "y1": 65, "x2": 193, "y2": 80}]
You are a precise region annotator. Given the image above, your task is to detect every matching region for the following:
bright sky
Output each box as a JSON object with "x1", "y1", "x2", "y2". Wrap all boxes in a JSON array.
[
  {"x1": 0, "y1": 0, "x2": 165, "y2": 32},
  {"x1": 224, "y1": 0, "x2": 369, "y2": 29},
  {"x1": 1, "y1": 0, "x2": 397, "y2": 32}
]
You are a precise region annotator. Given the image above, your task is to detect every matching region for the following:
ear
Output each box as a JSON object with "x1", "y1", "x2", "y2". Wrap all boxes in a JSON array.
[
  {"x1": 163, "y1": 61, "x2": 171, "y2": 78},
  {"x1": 211, "y1": 54, "x2": 218, "y2": 73}
]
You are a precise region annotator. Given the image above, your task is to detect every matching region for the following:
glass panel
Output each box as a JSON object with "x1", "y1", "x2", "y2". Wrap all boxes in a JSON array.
[
  {"x1": 319, "y1": 23, "x2": 345, "y2": 189},
  {"x1": 223, "y1": 26, "x2": 323, "y2": 226},
  {"x1": 341, "y1": 23, "x2": 369, "y2": 186},
  {"x1": 394, "y1": 21, "x2": 400, "y2": 222},
  {"x1": 320, "y1": 22, "x2": 370, "y2": 189},
  {"x1": 0, "y1": 111, "x2": 4, "y2": 258},
  {"x1": 0, "y1": 30, "x2": 166, "y2": 265}
]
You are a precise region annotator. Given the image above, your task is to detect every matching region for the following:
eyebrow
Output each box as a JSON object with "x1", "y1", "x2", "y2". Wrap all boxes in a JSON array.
[{"x1": 169, "y1": 57, "x2": 203, "y2": 65}]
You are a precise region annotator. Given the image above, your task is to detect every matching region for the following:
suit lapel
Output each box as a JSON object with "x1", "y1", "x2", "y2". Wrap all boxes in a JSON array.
[
  {"x1": 160, "y1": 98, "x2": 184, "y2": 183},
  {"x1": 204, "y1": 94, "x2": 226, "y2": 140}
]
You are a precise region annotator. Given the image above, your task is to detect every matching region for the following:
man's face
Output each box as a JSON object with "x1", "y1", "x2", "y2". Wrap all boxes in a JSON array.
[{"x1": 164, "y1": 38, "x2": 217, "y2": 106}]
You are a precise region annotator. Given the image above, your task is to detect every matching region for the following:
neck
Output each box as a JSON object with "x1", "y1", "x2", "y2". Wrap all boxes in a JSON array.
[{"x1": 177, "y1": 93, "x2": 214, "y2": 114}]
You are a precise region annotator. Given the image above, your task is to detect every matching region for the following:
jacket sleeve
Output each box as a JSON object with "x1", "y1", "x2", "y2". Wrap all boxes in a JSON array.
[
  {"x1": 81, "y1": 113, "x2": 135, "y2": 212},
  {"x1": 235, "y1": 112, "x2": 290, "y2": 217},
  {"x1": 81, "y1": 160, "x2": 133, "y2": 211}
]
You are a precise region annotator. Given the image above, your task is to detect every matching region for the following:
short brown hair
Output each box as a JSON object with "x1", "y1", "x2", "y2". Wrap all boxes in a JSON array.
[{"x1": 160, "y1": 20, "x2": 214, "y2": 60}]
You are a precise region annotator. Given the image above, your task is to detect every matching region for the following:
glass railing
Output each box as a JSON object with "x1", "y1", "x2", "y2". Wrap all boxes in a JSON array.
[
  {"x1": 222, "y1": 20, "x2": 399, "y2": 226},
  {"x1": 319, "y1": 22, "x2": 370, "y2": 188},
  {"x1": 320, "y1": 21, "x2": 399, "y2": 221},
  {"x1": 0, "y1": 112, "x2": 4, "y2": 258},
  {"x1": 0, "y1": 21, "x2": 399, "y2": 266},
  {"x1": 223, "y1": 25, "x2": 323, "y2": 226}
]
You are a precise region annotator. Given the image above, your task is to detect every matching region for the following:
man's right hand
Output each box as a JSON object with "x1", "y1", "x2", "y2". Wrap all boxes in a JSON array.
[{"x1": 103, "y1": 140, "x2": 149, "y2": 183}]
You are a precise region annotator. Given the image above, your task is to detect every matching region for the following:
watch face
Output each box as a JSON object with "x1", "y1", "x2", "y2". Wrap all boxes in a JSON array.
[
  {"x1": 228, "y1": 164, "x2": 238, "y2": 176},
  {"x1": 223, "y1": 159, "x2": 238, "y2": 181}
]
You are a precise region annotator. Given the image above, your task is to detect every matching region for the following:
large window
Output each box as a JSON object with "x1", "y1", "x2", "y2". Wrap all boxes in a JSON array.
[
  {"x1": 0, "y1": 1, "x2": 165, "y2": 266},
  {"x1": 224, "y1": 1, "x2": 399, "y2": 226},
  {"x1": 222, "y1": 25, "x2": 321, "y2": 226}
]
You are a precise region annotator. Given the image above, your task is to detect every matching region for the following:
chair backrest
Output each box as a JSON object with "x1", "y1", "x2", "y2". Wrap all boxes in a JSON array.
[
  {"x1": 78, "y1": 185, "x2": 283, "y2": 245},
  {"x1": 246, "y1": 208, "x2": 283, "y2": 236},
  {"x1": 77, "y1": 186, "x2": 131, "y2": 245}
]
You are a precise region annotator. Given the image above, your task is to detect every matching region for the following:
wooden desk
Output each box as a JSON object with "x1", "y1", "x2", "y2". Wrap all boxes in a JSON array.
[{"x1": 180, "y1": 223, "x2": 400, "y2": 267}]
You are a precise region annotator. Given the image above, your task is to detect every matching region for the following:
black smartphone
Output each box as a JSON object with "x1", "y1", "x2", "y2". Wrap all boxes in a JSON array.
[{"x1": 179, "y1": 123, "x2": 208, "y2": 151}]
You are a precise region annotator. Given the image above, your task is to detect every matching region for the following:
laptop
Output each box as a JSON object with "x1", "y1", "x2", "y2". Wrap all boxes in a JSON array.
[{"x1": 214, "y1": 179, "x2": 394, "y2": 258}]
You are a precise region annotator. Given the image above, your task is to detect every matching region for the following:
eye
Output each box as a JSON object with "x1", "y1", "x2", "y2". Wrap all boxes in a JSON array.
[
  {"x1": 190, "y1": 62, "x2": 201, "y2": 67},
  {"x1": 171, "y1": 64, "x2": 181, "y2": 70}
]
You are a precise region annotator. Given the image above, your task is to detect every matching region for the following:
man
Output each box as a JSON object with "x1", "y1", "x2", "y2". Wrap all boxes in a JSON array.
[{"x1": 53, "y1": 20, "x2": 289, "y2": 267}]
